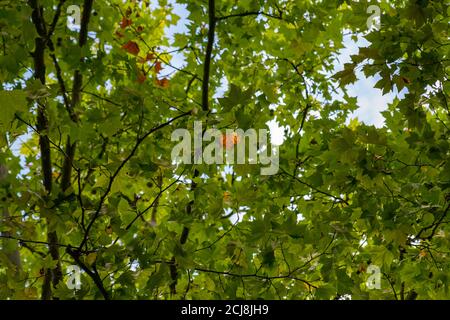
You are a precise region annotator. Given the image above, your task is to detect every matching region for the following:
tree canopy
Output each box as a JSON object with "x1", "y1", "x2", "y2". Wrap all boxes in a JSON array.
[{"x1": 0, "y1": 0, "x2": 449, "y2": 300}]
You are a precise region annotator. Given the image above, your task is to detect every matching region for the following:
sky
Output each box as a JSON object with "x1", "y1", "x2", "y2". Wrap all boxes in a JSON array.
[{"x1": 337, "y1": 35, "x2": 407, "y2": 128}]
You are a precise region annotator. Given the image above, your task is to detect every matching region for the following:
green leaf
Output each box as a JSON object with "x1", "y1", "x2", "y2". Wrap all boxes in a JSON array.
[
  {"x1": 0, "y1": 90, "x2": 27, "y2": 130},
  {"x1": 333, "y1": 63, "x2": 357, "y2": 87}
]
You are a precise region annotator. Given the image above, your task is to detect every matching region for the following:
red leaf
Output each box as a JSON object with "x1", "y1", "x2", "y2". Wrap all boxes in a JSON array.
[
  {"x1": 220, "y1": 133, "x2": 239, "y2": 149},
  {"x1": 122, "y1": 41, "x2": 140, "y2": 55},
  {"x1": 154, "y1": 60, "x2": 162, "y2": 74},
  {"x1": 156, "y1": 78, "x2": 169, "y2": 88},
  {"x1": 120, "y1": 17, "x2": 132, "y2": 29},
  {"x1": 138, "y1": 53, "x2": 156, "y2": 64}
]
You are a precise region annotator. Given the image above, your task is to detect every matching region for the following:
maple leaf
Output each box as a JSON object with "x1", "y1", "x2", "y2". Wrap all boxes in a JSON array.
[
  {"x1": 220, "y1": 133, "x2": 240, "y2": 149},
  {"x1": 333, "y1": 63, "x2": 357, "y2": 87},
  {"x1": 122, "y1": 41, "x2": 140, "y2": 55},
  {"x1": 155, "y1": 77, "x2": 169, "y2": 88},
  {"x1": 120, "y1": 17, "x2": 132, "y2": 29},
  {"x1": 223, "y1": 191, "x2": 232, "y2": 204},
  {"x1": 154, "y1": 60, "x2": 163, "y2": 74},
  {"x1": 138, "y1": 53, "x2": 156, "y2": 64}
]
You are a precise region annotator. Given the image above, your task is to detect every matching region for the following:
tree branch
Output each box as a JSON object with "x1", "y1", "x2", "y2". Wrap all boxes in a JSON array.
[
  {"x1": 66, "y1": 246, "x2": 110, "y2": 300},
  {"x1": 46, "y1": 0, "x2": 66, "y2": 49},
  {"x1": 415, "y1": 203, "x2": 450, "y2": 240},
  {"x1": 0, "y1": 234, "x2": 71, "y2": 249},
  {"x1": 216, "y1": 11, "x2": 283, "y2": 22},
  {"x1": 50, "y1": 53, "x2": 75, "y2": 121},
  {"x1": 170, "y1": 169, "x2": 198, "y2": 295},
  {"x1": 28, "y1": 0, "x2": 63, "y2": 300},
  {"x1": 280, "y1": 167, "x2": 349, "y2": 205},
  {"x1": 78, "y1": 111, "x2": 191, "y2": 250},
  {"x1": 193, "y1": 267, "x2": 318, "y2": 289},
  {"x1": 201, "y1": 0, "x2": 216, "y2": 111},
  {"x1": 71, "y1": 0, "x2": 94, "y2": 113},
  {"x1": 124, "y1": 169, "x2": 185, "y2": 230}
]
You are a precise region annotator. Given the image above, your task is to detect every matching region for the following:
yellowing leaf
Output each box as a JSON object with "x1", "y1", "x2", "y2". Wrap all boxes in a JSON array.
[{"x1": 86, "y1": 252, "x2": 97, "y2": 266}]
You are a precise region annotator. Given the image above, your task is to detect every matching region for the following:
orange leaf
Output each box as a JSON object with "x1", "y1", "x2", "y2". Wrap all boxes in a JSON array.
[
  {"x1": 154, "y1": 60, "x2": 162, "y2": 74},
  {"x1": 223, "y1": 191, "x2": 232, "y2": 205},
  {"x1": 221, "y1": 134, "x2": 228, "y2": 148},
  {"x1": 146, "y1": 53, "x2": 155, "y2": 61},
  {"x1": 122, "y1": 41, "x2": 139, "y2": 55},
  {"x1": 221, "y1": 133, "x2": 239, "y2": 149},
  {"x1": 156, "y1": 78, "x2": 169, "y2": 88},
  {"x1": 232, "y1": 133, "x2": 239, "y2": 145}
]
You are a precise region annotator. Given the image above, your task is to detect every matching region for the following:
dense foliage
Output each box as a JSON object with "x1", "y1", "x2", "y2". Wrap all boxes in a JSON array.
[{"x1": 0, "y1": 0, "x2": 449, "y2": 299}]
